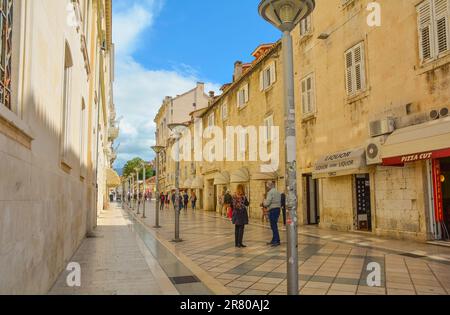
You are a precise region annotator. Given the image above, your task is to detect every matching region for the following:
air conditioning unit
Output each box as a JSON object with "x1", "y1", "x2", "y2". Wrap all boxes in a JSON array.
[
  {"x1": 369, "y1": 118, "x2": 395, "y2": 137},
  {"x1": 430, "y1": 109, "x2": 440, "y2": 120},
  {"x1": 366, "y1": 136, "x2": 387, "y2": 166}
]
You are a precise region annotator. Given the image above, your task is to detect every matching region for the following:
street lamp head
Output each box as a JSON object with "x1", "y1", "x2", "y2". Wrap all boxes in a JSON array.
[
  {"x1": 258, "y1": 0, "x2": 315, "y2": 32},
  {"x1": 151, "y1": 145, "x2": 165, "y2": 154},
  {"x1": 168, "y1": 123, "x2": 188, "y2": 138}
]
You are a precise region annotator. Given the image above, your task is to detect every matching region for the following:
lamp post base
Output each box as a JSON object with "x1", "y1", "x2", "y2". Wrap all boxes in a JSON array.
[
  {"x1": 172, "y1": 238, "x2": 183, "y2": 243},
  {"x1": 154, "y1": 225, "x2": 162, "y2": 229}
]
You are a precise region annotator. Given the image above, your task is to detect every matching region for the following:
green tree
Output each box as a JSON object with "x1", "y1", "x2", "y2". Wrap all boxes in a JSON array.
[{"x1": 122, "y1": 157, "x2": 154, "y2": 181}]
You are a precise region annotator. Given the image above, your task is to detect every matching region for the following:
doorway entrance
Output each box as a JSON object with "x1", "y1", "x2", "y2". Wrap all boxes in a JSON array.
[
  {"x1": 355, "y1": 174, "x2": 372, "y2": 231},
  {"x1": 303, "y1": 175, "x2": 319, "y2": 225},
  {"x1": 442, "y1": 158, "x2": 450, "y2": 238},
  {"x1": 432, "y1": 158, "x2": 450, "y2": 240}
]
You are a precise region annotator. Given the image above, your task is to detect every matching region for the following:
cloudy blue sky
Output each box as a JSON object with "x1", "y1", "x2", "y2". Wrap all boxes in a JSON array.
[{"x1": 112, "y1": 0, "x2": 280, "y2": 169}]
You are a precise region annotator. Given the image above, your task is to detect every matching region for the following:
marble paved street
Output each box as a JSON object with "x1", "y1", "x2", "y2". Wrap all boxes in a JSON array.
[
  {"x1": 49, "y1": 204, "x2": 212, "y2": 295},
  {"x1": 129, "y1": 200, "x2": 450, "y2": 295}
]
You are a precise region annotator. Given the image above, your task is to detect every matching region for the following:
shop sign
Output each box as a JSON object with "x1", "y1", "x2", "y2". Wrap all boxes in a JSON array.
[{"x1": 383, "y1": 148, "x2": 450, "y2": 166}]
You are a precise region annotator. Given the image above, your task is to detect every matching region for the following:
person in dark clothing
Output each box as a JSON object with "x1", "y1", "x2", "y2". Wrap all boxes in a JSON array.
[
  {"x1": 171, "y1": 192, "x2": 176, "y2": 209},
  {"x1": 232, "y1": 184, "x2": 250, "y2": 248},
  {"x1": 191, "y1": 192, "x2": 197, "y2": 211},
  {"x1": 160, "y1": 193, "x2": 165, "y2": 211},
  {"x1": 183, "y1": 191, "x2": 189, "y2": 211},
  {"x1": 281, "y1": 193, "x2": 287, "y2": 228}
]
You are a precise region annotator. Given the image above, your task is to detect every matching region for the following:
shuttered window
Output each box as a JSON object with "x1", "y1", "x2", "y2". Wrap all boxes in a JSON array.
[
  {"x1": 259, "y1": 61, "x2": 276, "y2": 91},
  {"x1": 300, "y1": 15, "x2": 312, "y2": 36},
  {"x1": 417, "y1": 0, "x2": 450, "y2": 62},
  {"x1": 237, "y1": 83, "x2": 249, "y2": 108},
  {"x1": 0, "y1": 0, "x2": 13, "y2": 110},
  {"x1": 345, "y1": 42, "x2": 366, "y2": 96},
  {"x1": 221, "y1": 103, "x2": 228, "y2": 120},
  {"x1": 264, "y1": 115, "x2": 274, "y2": 141},
  {"x1": 301, "y1": 74, "x2": 315, "y2": 116}
]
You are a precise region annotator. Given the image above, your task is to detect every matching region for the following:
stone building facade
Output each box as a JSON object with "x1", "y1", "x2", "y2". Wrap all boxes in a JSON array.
[
  {"x1": 292, "y1": 0, "x2": 450, "y2": 241},
  {"x1": 153, "y1": 0, "x2": 450, "y2": 243},
  {"x1": 0, "y1": 0, "x2": 116, "y2": 293}
]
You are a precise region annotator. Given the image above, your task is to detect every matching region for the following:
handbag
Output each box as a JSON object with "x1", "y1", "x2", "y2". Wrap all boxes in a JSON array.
[{"x1": 227, "y1": 206, "x2": 233, "y2": 219}]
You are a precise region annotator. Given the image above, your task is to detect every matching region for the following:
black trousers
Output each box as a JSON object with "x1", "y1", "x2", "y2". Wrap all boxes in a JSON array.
[{"x1": 235, "y1": 225, "x2": 245, "y2": 246}]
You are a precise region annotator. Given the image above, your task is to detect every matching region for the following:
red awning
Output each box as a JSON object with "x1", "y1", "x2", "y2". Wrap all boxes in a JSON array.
[
  {"x1": 381, "y1": 117, "x2": 450, "y2": 166},
  {"x1": 383, "y1": 148, "x2": 450, "y2": 166}
]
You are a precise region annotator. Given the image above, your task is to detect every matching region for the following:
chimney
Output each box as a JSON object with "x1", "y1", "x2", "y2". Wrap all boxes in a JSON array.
[
  {"x1": 209, "y1": 91, "x2": 215, "y2": 98},
  {"x1": 196, "y1": 82, "x2": 205, "y2": 93},
  {"x1": 233, "y1": 61, "x2": 243, "y2": 82}
]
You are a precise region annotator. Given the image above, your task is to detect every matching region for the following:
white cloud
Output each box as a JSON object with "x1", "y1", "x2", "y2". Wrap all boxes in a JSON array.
[{"x1": 112, "y1": 0, "x2": 221, "y2": 169}]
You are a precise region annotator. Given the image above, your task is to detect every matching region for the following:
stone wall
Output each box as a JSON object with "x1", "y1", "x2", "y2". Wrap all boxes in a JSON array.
[
  {"x1": 319, "y1": 176, "x2": 354, "y2": 232},
  {"x1": 374, "y1": 163, "x2": 428, "y2": 240}
]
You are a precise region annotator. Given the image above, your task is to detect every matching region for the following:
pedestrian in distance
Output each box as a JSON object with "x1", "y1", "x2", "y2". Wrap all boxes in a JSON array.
[
  {"x1": 262, "y1": 182, "x2": 282, "y2": 247},
  {"x1": 191, "y1": 192, "x2": 197, "y2": 211},
  {"x1": 165, "y1": 192, "x2": 170, "y2": 210},
  {"x1": 171, "y1": 192, "x2": 176, "y2": 210},
  {"x1": 232, "y1": 184, "x2": 250, "y2": 248},
  {"x1": 160, "y1": 193, "x2": 165, "y2": 211},
  {"x1": 183, "y1": 191, "x2": 189, "y2": 211},
  {"x1": 223, "y1": 189, "x2": 233, "y2": 218}
]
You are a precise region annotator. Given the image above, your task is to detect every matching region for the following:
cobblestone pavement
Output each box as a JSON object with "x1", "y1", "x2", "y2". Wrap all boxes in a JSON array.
[{"x1": 129, "y1": 200, "x2": 450, "y2": 295}]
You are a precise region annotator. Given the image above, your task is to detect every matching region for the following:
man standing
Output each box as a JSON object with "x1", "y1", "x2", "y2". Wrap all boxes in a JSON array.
[{"x1": 263, "y1": 182, "x2": 282, "y2": 247}]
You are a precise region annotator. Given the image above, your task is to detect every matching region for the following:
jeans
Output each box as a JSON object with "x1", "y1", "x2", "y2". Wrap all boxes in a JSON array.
[
  {"x1": 269, "y1": 208, "x2": 281, "y2": 244},
  {"x1": 235, "y1": 225, "x2": 245, "y2": 246}
]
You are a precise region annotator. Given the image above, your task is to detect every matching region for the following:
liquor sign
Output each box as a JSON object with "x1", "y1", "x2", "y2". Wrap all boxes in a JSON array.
[{"x1": 432, "y1": 159, "x2": 444, "y2": 223}]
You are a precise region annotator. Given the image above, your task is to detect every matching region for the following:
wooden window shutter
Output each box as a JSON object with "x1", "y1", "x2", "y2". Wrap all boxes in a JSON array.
[
  {"x1": 244, "y1": 83, "x2": 249, "y2": 103},
  {"x1": 418, "y1": 0, "x2": 434, "y2": 61},
  {"x1": 301, "y1": 79, "x2": 307, "y2": 114},
  {"x1": 259, "y1": 71, "x2": 264, "y2": 91},
  {"x1": 345, "y1": 50, "x2": 354, "y2": 95},
  {"x1": 434, "y1": 0, "x2": 449, "y2": 54},
  {"x1": 270, "y1": 61, "x2": 276, "y2": 84},
  {"x1": 354, "y1": 43, "x2": 365, "y2": 92}
]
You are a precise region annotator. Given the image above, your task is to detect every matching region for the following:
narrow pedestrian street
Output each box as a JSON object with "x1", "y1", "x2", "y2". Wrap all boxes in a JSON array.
[{"x1": 50, "y1": 201, "x2": 450, "y2": 295}]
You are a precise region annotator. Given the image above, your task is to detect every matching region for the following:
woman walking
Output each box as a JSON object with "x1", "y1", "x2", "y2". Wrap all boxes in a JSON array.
[
  {"x1": 232, "y1": 184, "x2": 250, "y2": 248},
  {"x1": 191, "y1": 191, "x2": 197, "y2": 211}
]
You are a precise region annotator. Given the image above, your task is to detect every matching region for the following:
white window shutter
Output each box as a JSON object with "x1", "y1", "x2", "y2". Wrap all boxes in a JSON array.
[
  {"x1": 434, "y1": 0, "x2": 449, "y2": 54},
  {"x1": 270, "y1": 61, "x2": 276, "y2": 84},
  {"x1": 244, "y1": 84, "x2": 249, "y2": 103},
  {"x1": 259, "y1": 71, "x2": 264, "y2": 91},
  {"x1": 345, "y1": 50, "x2": 354, "y2": 95},
  {"x1": 309, "y1": 76, "x2": 315, "y2": 113},
  {"x1": 354, "y1": 43, "x2": 365, "y2": 92},
  {"x1": 301, "y1": 79, "x2": 307, "y2": 115},
  {"x1": 418, "y1": 0, "x2": 434, "y2": 61}
]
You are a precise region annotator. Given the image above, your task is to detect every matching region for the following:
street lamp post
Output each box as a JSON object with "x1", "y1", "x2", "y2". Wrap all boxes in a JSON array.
[
  {"x1": 128, "y1": 176, "x2": 131, "y2": 207},
  {"x1": 152, "y1": 145, "x2": 165, "y2": 228},
  {"x1": 258, "y1": 0, "x2": 315, "y2": 296},
  {"x1": 135, "y1": 168, "x2": 141, "y2": 214},
  {"x1": 131, "y1": 174, "x2": 134, "y2": 209},
  {"x1": 141, "y1": 162, "x2": 147, "y2": 218},
  {"x1": 168, "y1": 123, "x2": 187, "y2": 243}
]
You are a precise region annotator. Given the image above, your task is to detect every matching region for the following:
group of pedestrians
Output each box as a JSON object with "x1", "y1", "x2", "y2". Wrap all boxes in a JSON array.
[
  {"x1": 159, "y1": 191, "x2": 197, "y2": 211},
  {"x1": 227, "y1": 182, "x2": 287, "y2": 249}
]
